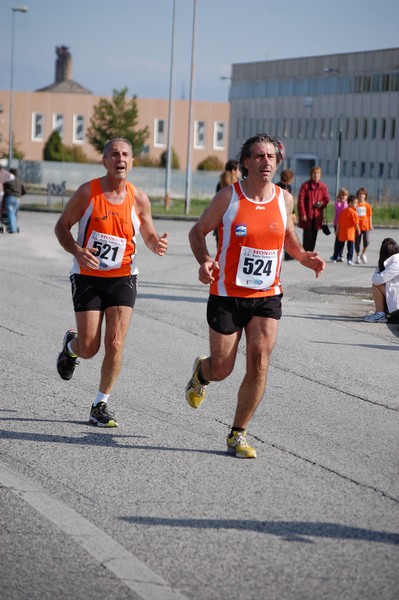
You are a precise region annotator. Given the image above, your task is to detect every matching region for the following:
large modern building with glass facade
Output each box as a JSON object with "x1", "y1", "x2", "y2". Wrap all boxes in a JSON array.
[{"x1": 228, "y1": 48, "x2": 399, "y2": 201}]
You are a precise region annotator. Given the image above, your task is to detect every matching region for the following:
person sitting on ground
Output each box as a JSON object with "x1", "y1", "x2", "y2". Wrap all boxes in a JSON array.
[{"x1": 363, "y1": 237, "x2": 399, "y2": 323}]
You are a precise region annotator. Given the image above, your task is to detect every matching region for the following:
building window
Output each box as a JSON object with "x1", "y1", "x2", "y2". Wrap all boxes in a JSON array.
[
  {"x1": 344, "y1": 118, "x2": 350, "y2": 140},
  {"x1": 354, "y1": 118, "x2": 359, "y2": 139},
  {"x1": 53, "y1": 113, "x2": 64, "y2": 140},
  {"x1": 73, "y1": 115, "x2": 84, "y2": 143},
  {"x1": 387, "y1": 163, "x2": 393, "y2": 178},
  {"x1": 371, "y1": 118, "x2": 377, "y2": 139},
  {"x1": 369, "y1": 162, "x2": 375, "y2": 176},
  {"x1": 320, "y1": 118, "x2": 326, "y2": 139},
  {"x1": 194, "y1": 121, "x2": 205, "y2": 148},
  {"x1": 362, "y1": 118, "x2": 368, "y2": 139},
  {"x1": 312, "y1": 118, "x2": 318, "y2": 139},
  {"x1": 32, "y1": 112, "x2": 44, "y2": 141},
  {"x1": 304, "y1": 118, "x2": 310, "y2": 139},
  {"x1": 297, "y1": 119, "x2": 303, "y2": 139},
  {"x1": 154, "y1": 118, "x2": 165, "y2": 146},
  {"x1": 360, "y1": 162, "x2": 366, "y2": 176},
  {"x1": 213, "y1": 121, "x2": 225, "y2": 150},
  {"x1": 351, "y1": 161, "x2": 356, "y2": 176},
  {"x1": 343, "y1": 160, "x2": 348, "y2": 176},
  {"x1": 390, "y1": 118, "x2": 396, "y2": 139},
  {"x1": 381, "y1": 118, "x2": 386, "y2": 139},
  {"x1": 378, "y1": 163, "x2": 384, "y2": 177}
]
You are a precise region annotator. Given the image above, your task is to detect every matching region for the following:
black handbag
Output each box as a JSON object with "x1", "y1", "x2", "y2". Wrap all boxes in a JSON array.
[
  {"x1": 322, "y1": 222, "x2": 331, "y2": 235},
  {"x1": 322, "y1": 207, "x2": 331, "y2": 235}
]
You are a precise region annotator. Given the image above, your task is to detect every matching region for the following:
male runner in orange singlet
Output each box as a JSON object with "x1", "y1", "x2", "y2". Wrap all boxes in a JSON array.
[
  {"x1": 185, "y1": 134, "x2": 325, "y2": 458},
  {"x1": 55, "y1": 138, "x2": 168, "y2": 427}
]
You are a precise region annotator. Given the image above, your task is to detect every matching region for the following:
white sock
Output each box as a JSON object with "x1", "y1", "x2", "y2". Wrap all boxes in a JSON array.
[
  {"x1": 92, "y1": 392, "x2": 110, "y2": 407},
  {"x1": 375, "y1": 311, "x2": 385, "y2": 316}
]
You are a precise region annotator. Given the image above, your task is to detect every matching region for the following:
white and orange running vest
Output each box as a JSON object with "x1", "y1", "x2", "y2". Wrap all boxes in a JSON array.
[
  {"x1": 71, "y1": 178, "x2": 141, "y2": 278},
  {"x1": 210, "y1": 181, "x2": 287, "y2": 298}
]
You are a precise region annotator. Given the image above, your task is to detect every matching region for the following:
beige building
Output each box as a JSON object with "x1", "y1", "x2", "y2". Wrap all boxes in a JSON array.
[{"x1": 0, "y1": 46, "x2": 229, "y2": 170}]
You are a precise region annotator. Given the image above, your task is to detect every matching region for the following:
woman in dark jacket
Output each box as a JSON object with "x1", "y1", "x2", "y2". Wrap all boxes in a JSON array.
[{"x1": 297, "y1": 166, "x2": 330, "y2": 251}]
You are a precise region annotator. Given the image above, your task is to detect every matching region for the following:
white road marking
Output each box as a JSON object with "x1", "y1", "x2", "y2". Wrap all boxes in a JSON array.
[{"x1": 0, "y1": 462, "x2": 188, "y2": 600}]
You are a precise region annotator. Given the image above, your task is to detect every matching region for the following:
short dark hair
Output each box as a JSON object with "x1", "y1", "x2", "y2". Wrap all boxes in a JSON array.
[
  {"x1": 224, "y1": 159, "x2": 239, "y2": 172},
  {"x1": 378, "y1": 237, "x2": 399, "y2": 272},
  {"x1": 238, "y1": 134, "x2": 285, "y2": 177}
]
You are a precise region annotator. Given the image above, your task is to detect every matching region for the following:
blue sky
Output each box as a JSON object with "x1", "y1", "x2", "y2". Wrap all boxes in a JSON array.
[{"x1": 1, "y1": 0, "x2": 398, "y2": 102}]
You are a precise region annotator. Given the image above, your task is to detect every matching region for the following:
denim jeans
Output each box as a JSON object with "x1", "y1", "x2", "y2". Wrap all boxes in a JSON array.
[{"x1": 5, "y1": 195, "x2": 19, "y2": 233}]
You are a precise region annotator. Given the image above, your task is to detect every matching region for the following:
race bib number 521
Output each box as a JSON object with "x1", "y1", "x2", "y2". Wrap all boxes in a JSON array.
[
  {"x1": 235, "y1": 246, "x2": 278, "y2": 290},
  {"x1": 87, "y1": 231, "x2": 126, "y2": 271}
]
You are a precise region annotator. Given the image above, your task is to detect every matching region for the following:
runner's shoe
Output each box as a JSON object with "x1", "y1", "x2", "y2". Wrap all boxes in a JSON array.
[
  {"x1": 57, "y1": 329, "x2": 79, "y2": 380},
  {"x1": 227, "y1": 430, "x2": 257, "y2": 459},
  {"x1": 360, "y1": 253, "x2": 368, "y2": 264},
  {"x1": 89, "y1": 402, "x2": 118, "y2": 427},
  {"x1": 185, "y1": 356, "x2": 209, "y2": 409},
  {"x1": 363, "y1": 312, "x2": 387, "y2": 323}
]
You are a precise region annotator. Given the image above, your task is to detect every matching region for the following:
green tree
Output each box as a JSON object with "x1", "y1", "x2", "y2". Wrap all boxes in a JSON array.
[
  {"x1": 197, "y1": 155, "x2": 224, "y2": 171},
  {"x1": 43, "y1": 130, "x2": 64, "y2": 161},
  {"x1": 43, "y1": 130, "x2": 89, "y2": 163},
  {"x1": 87, "y1": 87, "x2": 149, "y2": 156},
  {"x1": 159, "y1": 147, "x2": 180, "y2": 169}
]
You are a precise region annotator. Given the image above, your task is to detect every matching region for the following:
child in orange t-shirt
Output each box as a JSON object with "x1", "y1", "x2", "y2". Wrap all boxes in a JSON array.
[
  {"x1": 331, "y1": 195, "x2": 361, "y2": 265},
  {"x1": 355, "y1": 187, "x2": 373, "y2": 264}
]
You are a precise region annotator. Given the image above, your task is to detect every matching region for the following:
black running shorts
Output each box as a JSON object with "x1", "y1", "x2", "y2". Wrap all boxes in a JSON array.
[
  {"x1": 70, "y1": 274, "x2": 137, "y2": 312},
  {"x1": 207, "y1": 294, "x2": 282, "y2": 334}
]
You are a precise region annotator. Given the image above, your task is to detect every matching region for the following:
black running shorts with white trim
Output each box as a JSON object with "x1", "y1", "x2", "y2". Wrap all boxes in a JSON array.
[
  {"x1": 207, "y1": 293, "x2": 282, "y2": 334},
  {"x1": 70, "y1": 274, "x2": 137, "y2": 312}
]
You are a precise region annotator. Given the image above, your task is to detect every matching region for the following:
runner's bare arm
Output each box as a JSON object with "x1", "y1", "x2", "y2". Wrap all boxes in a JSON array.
[
  {"x1": 54, "y1": 182, "x2": 100, "y2": 269},
  {"x1": 188, "y1": 187, "x2": 231, "y2": 284}
]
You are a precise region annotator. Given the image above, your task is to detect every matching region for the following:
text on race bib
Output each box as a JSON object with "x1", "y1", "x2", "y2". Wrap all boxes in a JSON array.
[
  {"x1": 235, "y1": 246, "x2": 278, "y2": 290},
  {"x1": 87, "y1": 231, "x2": 126, "y2": 271}
]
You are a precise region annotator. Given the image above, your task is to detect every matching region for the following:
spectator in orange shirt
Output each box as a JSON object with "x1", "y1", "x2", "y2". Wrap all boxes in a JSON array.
[
  {"x1": 355, "y1": 187, "x2": 373, "y2": 264},
  {"x1": 330, "y1": 195, "x2": 361, "y2": 265}
]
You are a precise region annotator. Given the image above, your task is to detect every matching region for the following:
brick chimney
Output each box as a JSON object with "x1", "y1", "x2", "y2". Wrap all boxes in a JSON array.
[{"x1": 55, "y1": 46, "x2": 72, "y2": 82}]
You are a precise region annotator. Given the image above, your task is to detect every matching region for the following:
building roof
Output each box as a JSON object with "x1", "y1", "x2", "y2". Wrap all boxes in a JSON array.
[{"x1": 36, "y1": 79, "x2": 91, "y2": 94}]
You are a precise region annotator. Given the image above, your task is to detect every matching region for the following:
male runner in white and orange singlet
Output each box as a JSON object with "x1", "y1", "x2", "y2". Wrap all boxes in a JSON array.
[
  {"x1": 55, "y1": 138, "x2": 168, "y2": 427},
  {"x1": 186, "y1": 134, "x2": 325, "y2": 458}
]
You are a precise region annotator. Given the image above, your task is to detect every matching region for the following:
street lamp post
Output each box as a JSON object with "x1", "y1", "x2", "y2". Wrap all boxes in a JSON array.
[
  {"x1": 184, "y1": 0, "x2": 197, "y2": 215},
  {"x1": 8, "y1": 6, "x2": 28, "y2": 167}
]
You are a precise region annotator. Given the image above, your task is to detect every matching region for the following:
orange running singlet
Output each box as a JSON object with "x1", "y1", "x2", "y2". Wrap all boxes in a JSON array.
[
  {"x1": 71, "y1": 178, "x2": 141, "y2": 278},
  {"x1": 210, "y1": 181, "x2": 287, "y2": 298}
]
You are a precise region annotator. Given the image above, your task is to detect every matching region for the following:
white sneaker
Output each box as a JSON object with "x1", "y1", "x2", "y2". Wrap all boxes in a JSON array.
[
  {"x1": 347, "y1": 260, "x2": 354, "y2": 265},
  {"x1": 355, "y1": 256, "x2": 361, "y2": 264},
  {"x1": 360, "y1": 253, "x2": 368, "y2": 264},
  {"x1": 363, "y1": 312, "x2": 387, "y2": 323}
]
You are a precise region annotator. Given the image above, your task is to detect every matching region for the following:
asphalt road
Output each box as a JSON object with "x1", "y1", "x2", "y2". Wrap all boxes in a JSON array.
[{"x1": 0, "y1": 212, "x2": 398, "y2": 600}]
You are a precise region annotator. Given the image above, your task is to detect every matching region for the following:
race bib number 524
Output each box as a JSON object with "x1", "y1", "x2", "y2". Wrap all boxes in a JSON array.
[
  {"x1": 87, "y1": 231, "x2": 126, "y2": 271},
  {"x1": 235, "y1": 246, "x2": 278, "y2": 290}
]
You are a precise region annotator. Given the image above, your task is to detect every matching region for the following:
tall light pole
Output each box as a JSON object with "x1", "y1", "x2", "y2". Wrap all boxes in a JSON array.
[
  {"x1": 164, "y1": 0, "x2": 176, "y2": 210},
  {"x1": 8, "y1": 5, "x2": 28, "y2": 167},
  {"x1": 184, "y1": 0, "x2": 197, "y2": 215}
]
